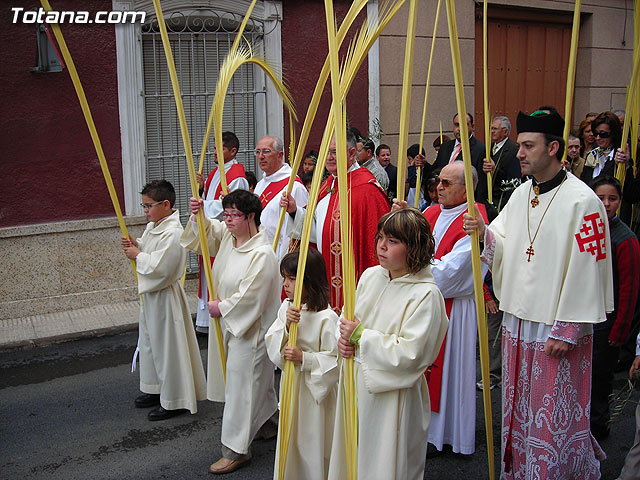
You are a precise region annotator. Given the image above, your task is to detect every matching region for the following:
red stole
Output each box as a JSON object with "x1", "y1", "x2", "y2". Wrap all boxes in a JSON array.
[
  {"x1": 199, "y1": 162, "x2": 246, "y2": 300},
  {"x1": 424, "y1": 203, "x2": 488, "y2": 412},
  {"x1": 320, "y1": 169, "x2": 390, "y2": 313},
  {"x1": 258, "y1": 177, "x2": 303, "y2": 209},
  {"x1": 204, "y1": 162, "x2": 246, "y2": 198}
]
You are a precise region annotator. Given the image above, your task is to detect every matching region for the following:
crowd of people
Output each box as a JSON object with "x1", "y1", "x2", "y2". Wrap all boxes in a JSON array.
[{"x1": 121, "y1": 107, "x2": 640, "y2": 479}]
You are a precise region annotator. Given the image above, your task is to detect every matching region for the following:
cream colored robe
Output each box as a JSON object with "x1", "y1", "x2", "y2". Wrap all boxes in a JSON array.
[
  {"x1": 265, "y1": 300, "x2": 339, "y2": 480},
  {"x1": 181, "y1": 217, "x2": 280, "y2": 455},
  {"x1": 487, "y1": 173, "x2": 614, "y2": 325},
  {"x1": 328, "y1": 266, "x2": 448, "y2": 480},
  {"x1": 136, "y1": 210, "x2": 206, "y2": 413}
]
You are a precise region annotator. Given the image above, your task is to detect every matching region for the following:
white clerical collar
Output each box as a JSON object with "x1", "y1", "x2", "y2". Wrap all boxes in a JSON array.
[
  {"x1": 214, "y1": 158, "x2": 237, "y2": 170},
  {"x1": 330, "y1": 161, "x2": 360, "y2": 179},
  {"x1": 263, "y1": 163, "x2": 291, "y2": 182},
  {"x1": 439, "y1": 202, "x2": 467, "y2": 216}
]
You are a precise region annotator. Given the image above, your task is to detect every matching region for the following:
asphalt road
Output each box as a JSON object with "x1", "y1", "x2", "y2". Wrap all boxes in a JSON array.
[{"x1": 0, "y1": 330, "x2": 637, "y2": 479}]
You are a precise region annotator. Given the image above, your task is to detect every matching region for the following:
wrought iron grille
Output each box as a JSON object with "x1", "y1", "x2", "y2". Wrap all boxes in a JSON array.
[{"x1": 141, "y1": 9, "x2": 266, "y2": 273}]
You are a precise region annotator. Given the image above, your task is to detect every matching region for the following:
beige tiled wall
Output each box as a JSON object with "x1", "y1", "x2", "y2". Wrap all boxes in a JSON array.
[
  {"x1": 0, "y1": 216, "x2": 196, "y2": 320},
  {"x1": 377, "y1": 0, "x2": 634, "y2": 162}
]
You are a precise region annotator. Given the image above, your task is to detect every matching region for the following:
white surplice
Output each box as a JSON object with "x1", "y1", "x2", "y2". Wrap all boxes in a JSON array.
[
  {"x1": 181, "y1": 217, "x2": 280, "y2": 455},
  {"x1": 428, "y1": 202, "x2": 489, "y2": 455},
  {"x1": 136, "y1": 210, "x2": 206, "y2": 413},
  {"x1": 265, "y1": 300, "x2": 339, "y2": 480},
  {"x1": 328, "y1": 266, "x2": 448, "y2": 480},
  {"x1": 254, "y1": 163, "x2": 308, "y2": 260}
]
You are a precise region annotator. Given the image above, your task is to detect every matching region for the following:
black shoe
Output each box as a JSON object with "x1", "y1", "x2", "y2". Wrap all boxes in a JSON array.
[
  {"x1": 148, "y1": 406, "x2": 188, "y2": 421},
  {"x1": 134, "y1": 393, "x2": 160, "y2": 408}
]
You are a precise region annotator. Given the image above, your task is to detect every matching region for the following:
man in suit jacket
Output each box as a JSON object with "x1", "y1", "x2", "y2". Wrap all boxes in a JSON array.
[
  {"x1": 482, "y1": 116, "x2": 522, "y2": 211},
  {"x1": 431, "y1": 113, "x2": 487, "y2": 202}
]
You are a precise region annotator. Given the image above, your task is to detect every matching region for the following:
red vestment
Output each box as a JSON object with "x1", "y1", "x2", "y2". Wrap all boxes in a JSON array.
[
  {"x1": 423, "y1": 203, "x2": 488, "y2": 412},
  {"x1": 318, "y1": 168, "x2": 390, "y2": 313}
]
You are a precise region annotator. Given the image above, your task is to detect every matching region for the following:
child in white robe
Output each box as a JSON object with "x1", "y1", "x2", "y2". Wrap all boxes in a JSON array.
[
  {"x1": 265, "y1": 249, "x2": 339, "y2": 480},
  {"x1": 121, "y1": 180, "x2": 206, "y2": 421},
  {"x1": 329, "y1": 208, "x2": 449, "y2": 480}
]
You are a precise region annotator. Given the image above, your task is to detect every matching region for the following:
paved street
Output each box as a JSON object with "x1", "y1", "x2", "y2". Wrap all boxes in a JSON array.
[{"x1": 0, "y1": 329, "x2": 637, "y2": 479}]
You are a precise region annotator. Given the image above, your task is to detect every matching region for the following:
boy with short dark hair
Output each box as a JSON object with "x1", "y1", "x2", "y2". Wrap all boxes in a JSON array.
[{"x1": 122, "y1": 179, "x2": 206, "y2": 421}]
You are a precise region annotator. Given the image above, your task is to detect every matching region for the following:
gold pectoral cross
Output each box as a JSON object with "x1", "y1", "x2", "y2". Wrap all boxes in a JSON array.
[
  {"x1": 531, "y1": 185, "x2": 540, "y2": 208},
  {"x1": 526, "y1": 245, "x2": 535, "y2": 262}
]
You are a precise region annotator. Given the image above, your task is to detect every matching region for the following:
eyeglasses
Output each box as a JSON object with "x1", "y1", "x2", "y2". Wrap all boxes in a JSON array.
[
  {"x1": 221, "y1": 212, "x2": 246, "y2": 219},
  {"x1": 439, "y1": 178, "x2": 464, "y2": 188},
  {"x1": 594, "y1": 130, "x2": 611, "y2": 138},
  {"x1": 255, "y1": 149, "x2": 274, "y2": 156},
  {"x1": 140, "y1": 200, "x2": 164, "y2": 210},
  {"x1": 327, "y1": 149, "x2": 337, "y2": 157}
]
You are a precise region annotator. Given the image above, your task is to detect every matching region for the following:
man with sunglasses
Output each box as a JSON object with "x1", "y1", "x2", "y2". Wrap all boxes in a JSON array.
[
  {"x1": 423, "y1": 162, "x2": 489, "y2": 456},
  {"x1": 253, "y1": 136, "x2": 308, "y2": 260},
  {"x1": 393, "y1": 161, "x2": 489, "y2": 456}
]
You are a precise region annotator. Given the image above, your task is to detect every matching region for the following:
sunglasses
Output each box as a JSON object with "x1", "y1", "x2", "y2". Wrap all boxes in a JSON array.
[
  {"x1": 594, "y1": 130, "x2": 611, "y2": 138},
  {"x1": 439, "y1": 178, "x2": 464, "y2": 188}
]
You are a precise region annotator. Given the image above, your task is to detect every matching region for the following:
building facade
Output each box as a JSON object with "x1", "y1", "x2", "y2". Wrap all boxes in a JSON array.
[{"x1": 0, "y1": 0, "x2": 632, "y2": 320}]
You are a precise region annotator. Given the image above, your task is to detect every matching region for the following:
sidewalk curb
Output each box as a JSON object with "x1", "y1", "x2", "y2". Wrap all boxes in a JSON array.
[{"x1": 0, "y1": 323, "x2": 138, "y2": 353}]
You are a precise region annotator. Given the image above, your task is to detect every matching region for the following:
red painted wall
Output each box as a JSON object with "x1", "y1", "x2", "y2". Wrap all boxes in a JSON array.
[
  {"x1": 1, "y1": 1, "x2": 123, "y2": 227},
  {"x1": 1, "y1": 1, "x2": 369, "y2": 227},
  {"x1": 281, "y1": 0, "x2": 369, "y2": 159}
]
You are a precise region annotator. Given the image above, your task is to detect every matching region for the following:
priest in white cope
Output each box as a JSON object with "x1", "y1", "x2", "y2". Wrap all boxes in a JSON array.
[
  {"x1": 279, "y1": 129, "x2": 390, "y2": 313},
  {"x1": 464, "y1": 109, "x2": 614, "y2": 480},
  {"x1": 195, "y1": 131, "x2": 249, "y2": 334},
  {"x1": 253, "y1": 135, "x2": 308, "y2": 260},
  {"x1": 395, "y1": 161, "x2": 488, "y2": 455}
]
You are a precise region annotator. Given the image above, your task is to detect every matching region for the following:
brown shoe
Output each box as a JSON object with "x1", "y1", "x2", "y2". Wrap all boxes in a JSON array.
[{"x1": 209, "y1": 457, "x2": 249, "y2": 474}]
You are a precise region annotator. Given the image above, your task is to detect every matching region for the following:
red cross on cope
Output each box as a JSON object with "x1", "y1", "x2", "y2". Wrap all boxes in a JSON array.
[{"x1": 574, "y1": 212, "x2": 607, "y2": 261}]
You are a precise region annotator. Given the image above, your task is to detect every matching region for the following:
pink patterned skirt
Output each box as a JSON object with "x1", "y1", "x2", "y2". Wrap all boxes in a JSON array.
[{"x1": 501, "y1": 314, "x2": 605, "y2": 480}]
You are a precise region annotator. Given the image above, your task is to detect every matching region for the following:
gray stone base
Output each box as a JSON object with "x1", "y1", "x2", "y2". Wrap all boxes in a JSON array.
[{"x1": 0, "y1": 215, "x2": 197, "y2": 321}]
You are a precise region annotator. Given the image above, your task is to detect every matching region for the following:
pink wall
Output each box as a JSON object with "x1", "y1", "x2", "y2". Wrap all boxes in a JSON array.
[{"x1": 1, "y1": 1, "x2": 123, "y2": 227}]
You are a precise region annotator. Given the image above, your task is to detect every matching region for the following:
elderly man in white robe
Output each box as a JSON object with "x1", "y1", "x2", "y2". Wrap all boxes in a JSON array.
[
  {"x1": 394, "y1": 161, "x2": 488, "y2": 455},
  {"x1": 253, "y1": 135, "x2": 308, "y2": 259}
]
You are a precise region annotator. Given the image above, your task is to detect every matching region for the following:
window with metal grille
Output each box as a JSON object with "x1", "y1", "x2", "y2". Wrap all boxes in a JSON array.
[{"x1": 141, "y1": 10, "x2": 266, "y2": 273}]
